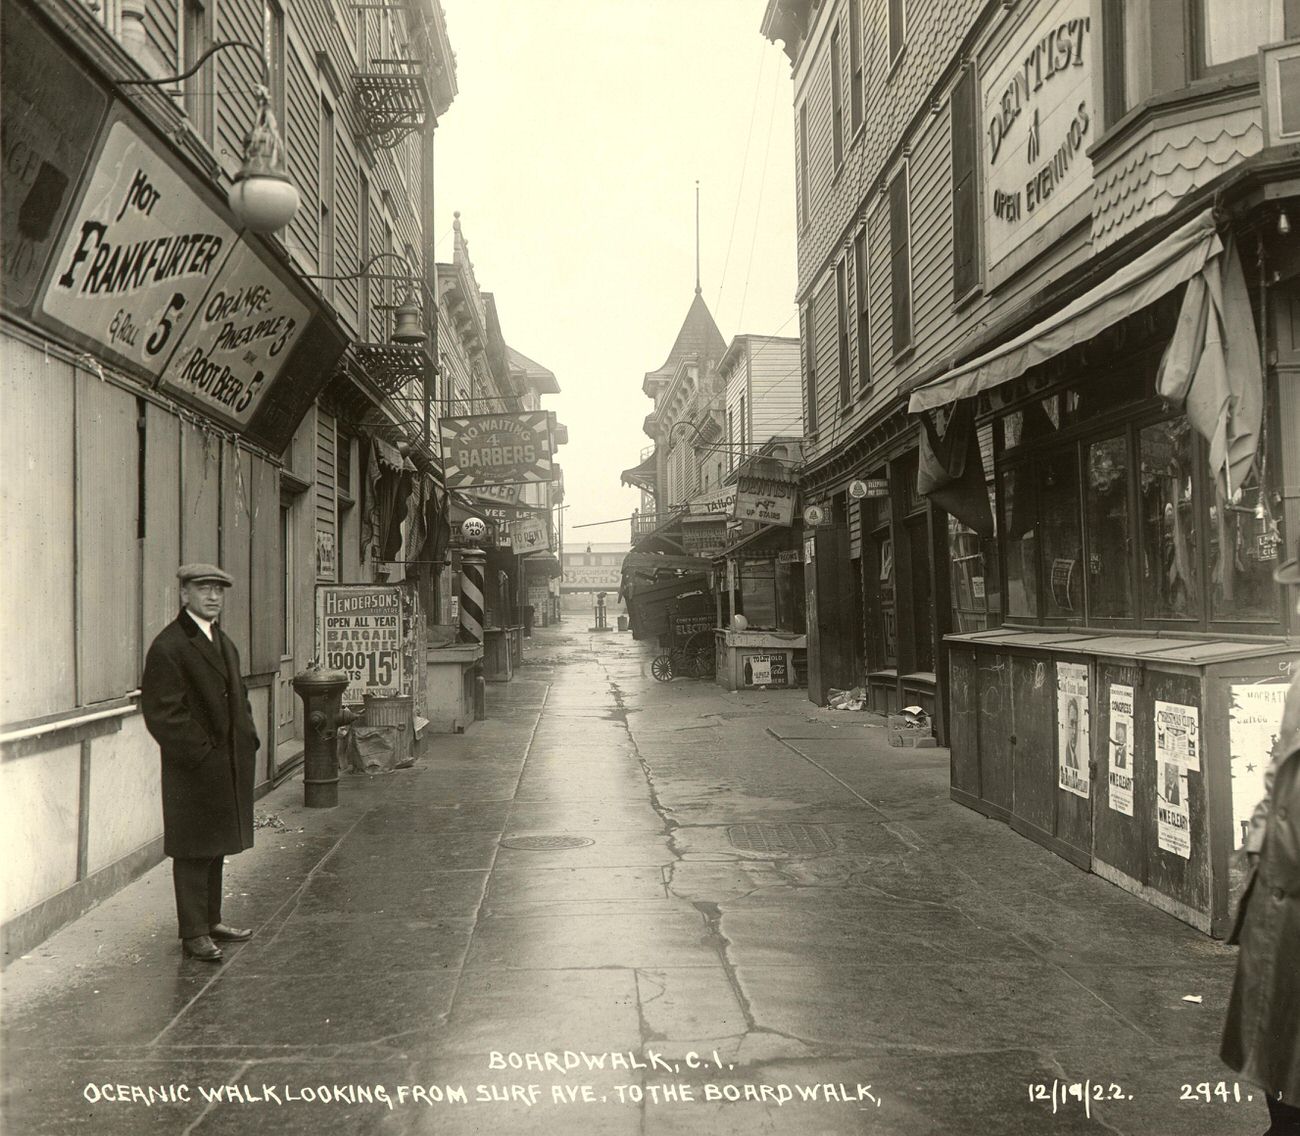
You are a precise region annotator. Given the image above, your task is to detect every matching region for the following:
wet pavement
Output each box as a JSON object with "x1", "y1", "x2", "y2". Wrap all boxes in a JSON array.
[{"x1": 0, "y1": 622, "x2": 1263, "y2": 1135}]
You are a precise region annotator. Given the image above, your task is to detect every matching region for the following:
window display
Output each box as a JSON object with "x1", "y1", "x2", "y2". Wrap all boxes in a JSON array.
[
  {"x1": 1085, "y1": 435, "x2": 1132, "y2": 618},
  {"x1": 1211, "y1": 479, "x2": 1286, "y2": 624},
  {"x1": 1139, "y1": 419, "x2": 1199, "y2": 620}
]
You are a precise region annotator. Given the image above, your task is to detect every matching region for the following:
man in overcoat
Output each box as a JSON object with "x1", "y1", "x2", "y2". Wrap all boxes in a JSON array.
[
  {"x1": 1222, "y1": 545, "x2": 1300, "y2": 1135},
  {"x1": 142, "y1": 564, "x2": 260, "y2": 961}
]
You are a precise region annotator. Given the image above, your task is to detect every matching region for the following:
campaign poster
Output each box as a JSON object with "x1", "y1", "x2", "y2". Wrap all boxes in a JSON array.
[
  {"x1": 1057, "y1": 662, "x2": 1090, "y2": 799},
  {"x1": 1154, "y1": 700, "x2": 1197, "y2": 859},
  {"x1": 1228, "y1": 682, "x2": 1290, "y2": 850},
  {"x1": 1107, "y1": 683, "x2": 1134, "y2": 817}
]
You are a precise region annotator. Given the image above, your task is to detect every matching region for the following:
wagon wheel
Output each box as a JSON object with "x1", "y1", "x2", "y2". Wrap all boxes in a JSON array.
[
  {"x1": 669, "y1": 645, "x2": 697, "y2": 678},
  {"x1": 651, "y1": 654, "x2": 674, "y2": 682},
  {"x1": 685, "y1": 630, "x2": 715, "y2": 679}
]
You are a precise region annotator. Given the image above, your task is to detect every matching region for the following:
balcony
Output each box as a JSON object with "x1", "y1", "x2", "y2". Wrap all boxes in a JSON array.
[
  {"x1": 631, "y1": 511, "x2": 676, "y2": 544},
  {"x1": 354, "y1": 59, "x2": 431, "y2": 149}
]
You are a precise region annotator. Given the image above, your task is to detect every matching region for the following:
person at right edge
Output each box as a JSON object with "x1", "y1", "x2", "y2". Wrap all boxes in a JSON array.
[{"x1": 1222, "y1": 541, "x2": 1300, "y2": 1135}]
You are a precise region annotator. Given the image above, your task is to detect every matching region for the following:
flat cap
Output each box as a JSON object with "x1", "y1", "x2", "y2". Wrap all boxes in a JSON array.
[{"x1": 177, "y1": 563, "x2": 234, "y2": 587}]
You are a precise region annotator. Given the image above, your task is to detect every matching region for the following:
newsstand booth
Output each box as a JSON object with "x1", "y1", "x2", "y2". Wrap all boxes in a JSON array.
[{"x1": 908, "y1": 206, "x2": 1300, "y2": 936}]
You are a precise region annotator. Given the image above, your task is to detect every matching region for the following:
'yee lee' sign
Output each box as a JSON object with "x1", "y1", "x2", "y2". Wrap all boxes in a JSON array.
[{"x1": 983, "y1": 3, "x2": 1093, "y2": 273}]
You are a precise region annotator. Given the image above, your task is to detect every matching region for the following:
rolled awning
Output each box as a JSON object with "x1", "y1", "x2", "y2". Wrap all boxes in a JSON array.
[{"x1": 908, "y1": 209, "x2": 1221, "y2": 413}]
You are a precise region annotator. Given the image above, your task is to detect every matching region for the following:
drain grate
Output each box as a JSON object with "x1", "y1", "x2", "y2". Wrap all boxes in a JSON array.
[
  {"x1": 500, "y1": 835, "x2": 595, "y2": 851},
  {"x1": 727, "y1": 823, "x2": 834, "y2": 854}
]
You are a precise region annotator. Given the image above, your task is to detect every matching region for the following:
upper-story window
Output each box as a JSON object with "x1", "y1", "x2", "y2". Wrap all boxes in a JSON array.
[
  {"x1": 831, "y1": 27, "x2": 844, "y2": 171},
  {"x1": 803, "y1": 295, "x2": 819, "y2": 434},
  {"x1": 950, "y1": 65, "x2": 980, "y2": 300},
  {"x1": 889, "y1": 0, "x2": 907, "y2": 70},
  {"x1": 182, "y1": 0, "x2": 214, "y2": 145},
  {"x1": 849, "y1": 0, "x2": 863, "y2": 134},
  {"x1": 888, "y1": 165, "x2": 912, "y2": 356},
  {"x1": 318, "y1": 94, "x2": 337, "y2": 294},
  {"x1": 1104, "y1": 0, "x2": 1293, "y2": 123},
  {"x1": 835, "y1": 256, "x2": 850, "y2": 407},
  {"x1": 263, "y1": 0, "x2": 286, "y2": 131},
  {"x1": 798, "y1": 102, "x2": 810, "y2": 228},
  {"x1": 853, "y1": 227, "x2": 870, "y2": 390}
]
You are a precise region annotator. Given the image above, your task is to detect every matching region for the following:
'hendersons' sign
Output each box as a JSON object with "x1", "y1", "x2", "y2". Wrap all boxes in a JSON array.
[
  {"x1": 982, "y1": 2, "x2": 1092, "y2": 273},
  {"x1": 441, "y1": 412, "x2": 553, "y2": 488}
]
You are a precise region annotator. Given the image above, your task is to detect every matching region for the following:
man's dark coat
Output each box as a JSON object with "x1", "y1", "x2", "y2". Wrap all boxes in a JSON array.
[{"x1": 142, "y1": 611, "x2": 259, "y2": 859}]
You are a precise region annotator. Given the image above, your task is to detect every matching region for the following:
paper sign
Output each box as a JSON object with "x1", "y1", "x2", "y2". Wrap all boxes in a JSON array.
[
  {"x1": 1154, "y1": 700, "x2": 1200, "y2": 772},
  {"x1": 1057, "y1": 661, "x2": 1090, "y2": 798},
  {"x1": 1228, "y1": 682, "x2": 1290, "y2": 850},
  {"x1": 1107, "y1": 683, "x2": 1134, "y2": 817}
]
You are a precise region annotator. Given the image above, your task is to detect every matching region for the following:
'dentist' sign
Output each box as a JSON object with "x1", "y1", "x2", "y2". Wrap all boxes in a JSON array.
[
  {"x1": 983, "y1": 3, "x2": 1093, "y2": 272},
  {"x1": 38, "y1": 114, "x2": 238, "y2": 378}
]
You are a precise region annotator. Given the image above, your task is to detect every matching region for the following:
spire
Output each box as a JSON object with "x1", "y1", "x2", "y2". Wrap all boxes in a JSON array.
[{"x1": 694, "y1": 180, "x2": 701, "y2": 296}]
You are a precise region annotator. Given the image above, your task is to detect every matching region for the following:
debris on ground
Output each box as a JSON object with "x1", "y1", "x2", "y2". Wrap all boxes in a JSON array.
[
  {"x1": 253, "y1": 812, "x2": 303, "y2": 833},
  {"x1": 827, "y1": 686, "x2": 867, "y2": 710}
]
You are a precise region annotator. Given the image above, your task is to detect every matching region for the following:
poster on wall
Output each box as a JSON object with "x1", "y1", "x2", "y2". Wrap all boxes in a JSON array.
[
  {"x1": 1228, "y1": 682, "x2": 1291, "y2": 850},
  {"x1": 315, "y1": 585, "x2": 404, "y2": 706},
  {"x1": 1154, "y1": 700, "x2": 1198, "y2": 859},
  {"x1": 1107, "y1": 683, "x2": 1134, "y2": 817},
  {"x1": 1057, "y1": 662, "x2": 1090, "y2": 798}
]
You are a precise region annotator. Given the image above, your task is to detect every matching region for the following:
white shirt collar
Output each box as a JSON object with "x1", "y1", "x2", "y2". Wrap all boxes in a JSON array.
[{"x1": 186, "y1": 610, "x2": 216, "y2": 641}]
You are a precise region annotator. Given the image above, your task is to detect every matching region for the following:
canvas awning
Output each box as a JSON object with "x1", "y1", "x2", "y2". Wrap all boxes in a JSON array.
[
  {"x1": 620, "y1": 450, "x2": 658, "y2": 493},
  {"x1": 907, "y1": 209, "x2": 1221, "y2": 413}
]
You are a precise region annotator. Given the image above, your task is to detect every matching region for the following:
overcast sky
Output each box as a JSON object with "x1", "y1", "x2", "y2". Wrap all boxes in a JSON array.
[{"x1": 433, "y1": 0, "x2": 799, "y2": 542}]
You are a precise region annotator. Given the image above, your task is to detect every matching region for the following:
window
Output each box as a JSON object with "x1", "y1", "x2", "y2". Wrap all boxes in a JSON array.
[
  {"x1": 888, "y1": 166, "x2": 912, "y2": 355},
  {"x1": 831, "y1": 28, "x2": 843, "y2": 171},
  {"x1": 263, "y1": 0, "x2": 286, "y2": 131},
  {"x1": 888, "y1": 0, "x2": 906, "y2": 67},
  {"x1": 798, "y1": 103, "x2": 810, "y2": 228},
  {"x1": 358, "y1": 173, "x2": 371, "y2": 337},
  {"x1": 1139, "y1": 418, "x2": 1199, "y2": 620},
  {"x1": 738, "y1": 560, "x2": 777, "y2": 629},
  {"x1": 853, "y1": 228, "x2": 870, "y2": 389},
  {"x1": 319, "y1": 95, "x2": 336, "y2": 293},
  {"x1": 739, "y1": 394, "x2": 747, "y2": 456},
  {"x1": 836, "y1": 257, "x2": 850, "y2": 406},
  {"x1": 727, "y1": 408, "x2": 735, "y2": 470},
  {"x1": 1200, "y1": 0, "x2": 1284, "y2": 70},
  {"x1": 803, "y1": 296, "x2": 818, "y2": 434},
  {"x1": 849, "y1": 0, "x2": 863, "y2": 134},
  {"x1": 182, "y1": 0, "x2": 213, "y2": 145},
  {"x1": 1084, "y1": 435, "x2": 1132, "y2": 618},
  {"x1": 950, "y1": 65, "x2": 980, "y2": 300}
]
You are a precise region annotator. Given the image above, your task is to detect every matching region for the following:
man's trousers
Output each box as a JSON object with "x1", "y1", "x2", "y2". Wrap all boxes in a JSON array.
[{"x1": 172, "y1": 856, "x2": 224, "y2": 939}]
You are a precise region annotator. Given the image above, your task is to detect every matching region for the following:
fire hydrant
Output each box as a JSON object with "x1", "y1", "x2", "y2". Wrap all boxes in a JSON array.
[{"x1": 292, "y1": 666, "x2": 359, "y2": 808}]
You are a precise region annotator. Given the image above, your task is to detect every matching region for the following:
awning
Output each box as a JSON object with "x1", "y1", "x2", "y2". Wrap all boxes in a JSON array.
[
  {"x1": 908, "y1": 209, "x2": 1221, "y2": 413},
  {"x1": 620, "y1": 450, "x2": 658, "y2": 493}
]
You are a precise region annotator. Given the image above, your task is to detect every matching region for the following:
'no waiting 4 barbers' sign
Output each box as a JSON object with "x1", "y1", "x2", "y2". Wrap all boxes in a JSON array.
[{"x1": 440, "y1": 412, "x2": 554, "y2": 489}]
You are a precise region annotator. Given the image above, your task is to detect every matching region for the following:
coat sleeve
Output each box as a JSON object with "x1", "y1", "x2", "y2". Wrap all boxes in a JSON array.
[{"x1": 141, "y1": 642, "x2": 214, "y2": 768}]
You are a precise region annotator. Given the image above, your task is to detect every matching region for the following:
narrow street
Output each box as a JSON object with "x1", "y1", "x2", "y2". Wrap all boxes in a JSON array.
[{"x1": 1, "y1": 622, "x2": 1257, "y2": 1135}]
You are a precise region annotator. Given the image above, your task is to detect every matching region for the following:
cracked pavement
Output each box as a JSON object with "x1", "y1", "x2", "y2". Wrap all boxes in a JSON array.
[{"x1": 0, "y1": 620, "x2": 1258, "y2": 1134}]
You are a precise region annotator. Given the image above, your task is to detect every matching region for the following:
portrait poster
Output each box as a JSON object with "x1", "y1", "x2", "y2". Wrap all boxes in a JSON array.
[
  {"x1": 1157, "y1": 760, "x2": 1191, "y2": 859},
  {"x1": 1056, "y1": 662, "x2": 1090, "y2": 798},
  {"x1": 1228, "y1": 682, "x2": 1290, "y2": 850},
  {"x1": 1107, "y1": 683, "x2": 1134, "y2": 817}
]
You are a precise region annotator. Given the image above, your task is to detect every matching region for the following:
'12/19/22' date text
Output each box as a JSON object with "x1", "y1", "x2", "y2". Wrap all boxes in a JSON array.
[{"x1": 1027, "y1": 1080, "x2": 1131, "y2": 1119}]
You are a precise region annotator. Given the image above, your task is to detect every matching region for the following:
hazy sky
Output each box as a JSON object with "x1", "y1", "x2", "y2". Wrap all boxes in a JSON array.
[{"x1": 433, "y1": 0, "x2": 799, "y2": 542}]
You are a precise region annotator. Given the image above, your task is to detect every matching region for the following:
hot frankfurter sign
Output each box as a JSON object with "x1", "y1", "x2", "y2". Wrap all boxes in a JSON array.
[{"x1": 440, "y1": 412, "x2": 554, "y2": 488}]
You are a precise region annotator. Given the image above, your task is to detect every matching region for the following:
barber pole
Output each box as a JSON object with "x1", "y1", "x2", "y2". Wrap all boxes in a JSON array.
[{"x1": 459, "y1": 518, "x2": 487, "y2": 644}]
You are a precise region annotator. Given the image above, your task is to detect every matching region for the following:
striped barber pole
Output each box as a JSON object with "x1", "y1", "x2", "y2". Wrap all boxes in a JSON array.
[{"x1": 459, "y1": 546, "x2": 486, "y2": 644}]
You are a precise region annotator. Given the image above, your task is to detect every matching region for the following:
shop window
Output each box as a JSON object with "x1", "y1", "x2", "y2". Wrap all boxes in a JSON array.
[
  {"x1": 1001, "y1": 464, "x2": 1038, "y2": 619},
  {"x1": 1139, "y1": 419, "x2": 1200, "y2": 620},
  {"x1": 875, "y1": 529, "x2": 898, "y2": 664},
  {"x1": 1041, "y1": 447, "x2": 1084, "y2": 620},
  {"x1": 1085, "y1": 435, "x2": 1133, "y2": 618},
  {"x1": 738, "y1": 560, "x2": 777, "y2": 629},
  {"x1": 1210, "y1": 477, "x2": 1285, "y2": 623}
]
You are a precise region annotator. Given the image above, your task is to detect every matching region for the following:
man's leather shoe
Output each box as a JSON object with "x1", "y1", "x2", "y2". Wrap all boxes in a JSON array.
[
  {"x1": 209, "y1": 923, "x2": 252, "y2": 942},
  {"x1": 181, "y1": 935, "x2": 223, "y2": 961}
]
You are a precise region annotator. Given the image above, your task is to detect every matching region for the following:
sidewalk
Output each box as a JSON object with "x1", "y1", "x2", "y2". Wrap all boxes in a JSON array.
[{"x1": 0, "y1": 623, "x2": 1258, "y2": 1135}]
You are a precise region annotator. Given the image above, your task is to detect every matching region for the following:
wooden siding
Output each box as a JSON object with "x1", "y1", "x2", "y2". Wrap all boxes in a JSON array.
[
  {"x1": 220, "y1": 440, "x2": 253, "y2": 667},
  {"x1": 748, "y1": 337, "x2": 804, "y2": 442},
  {"x1": 314, "y1": 407, "x2": 337, "y2": 579},
  {"x1": 249, "y1": 453, "x2": 282, "y2": 675},
  {"x1": 812, "y1": 278, "x2": 840, "y2": 447},
  {"x1": 75, "y1": 376, "x2": 139, "y2": 703},
  {"x1": 142, "y1": 403, "x2": 181, "y2": 669},
  {"x1": 0, "y1": 339, "x2": 75, "y2": 721},
  {"x1": 180, "y1": 419, "x2": 220, "y2": 564},
  {"x1": 215, "y1": 0, "x2": 261, "y2": 182}
]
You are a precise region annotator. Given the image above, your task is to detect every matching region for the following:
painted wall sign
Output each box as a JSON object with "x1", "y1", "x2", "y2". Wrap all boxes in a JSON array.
[
  {"x1": 155, "y1": 240, "x2": 310, "y2": 429},
  {"x1": 316, "y1": 585, "x2": 404, "y2": 706},
  {"x1": 38, "y1": 114, "x2": 239, "y2": 378},
  {"x1": 983, "y1": 2, "x2": 1093, "y2": 271},
  {"x1": 562, "y1": 566, "x2": 623, "y2": 589},
  {"x1": 1, "y1": 0, "x2": 110, "y2": 314},
  {"x1": 1228, "y1": 682, "x2": 1290, "y2": 851},
  {"x1": 441, "y1": 412, "x2": 553, "y2": 488},
  {"x1": 1057, "y1": 661, "x2": 1090, "y2": 799},
  {"x1": 743, "y1": 653, "x2": 789, "y2": 688},
  {"x1": 685, "y1": 486, "x2": 737, "y2": 517},
  {"x1": 683, "y1": 518, "x2": 728, "y2": 557},
  {"x1": 734, "y1": 476, "x2": 797, "y2": 526},
  {"x1": 509, "y1": 515, "x2": 549, "y2": 554},
  {"x1": 1107, "y1": 683, "x2": 1134, "y2": 817}
]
